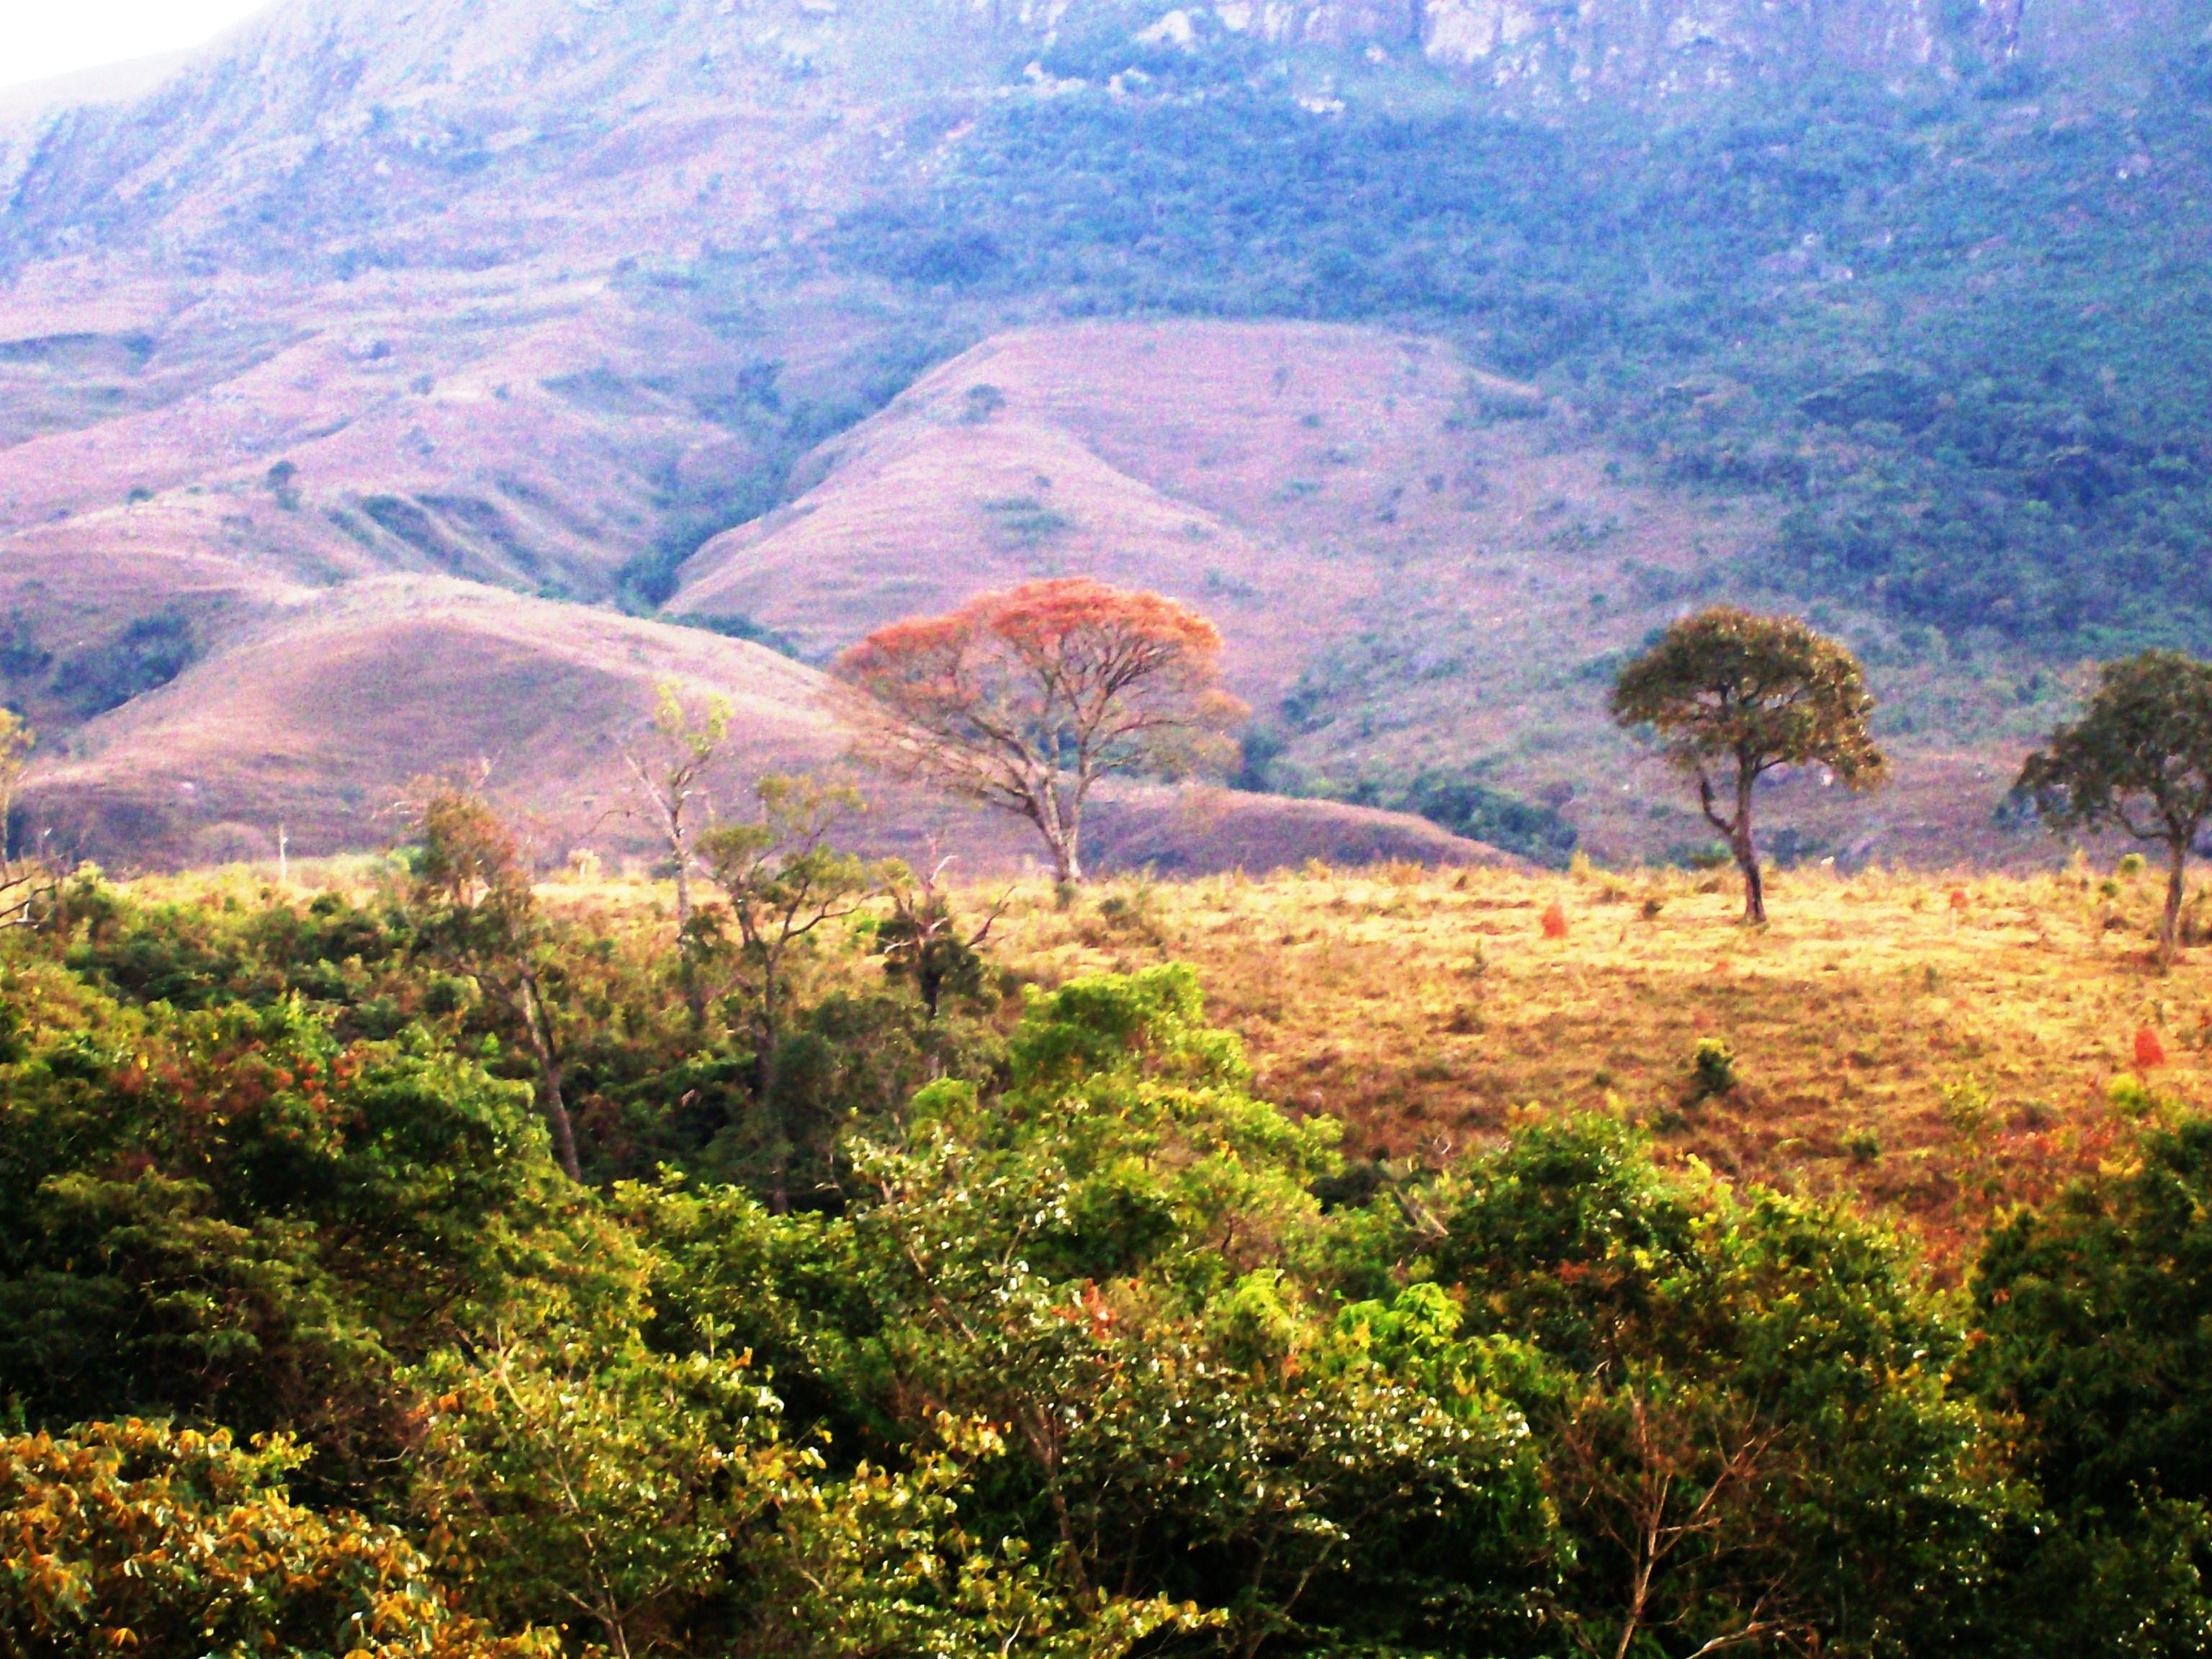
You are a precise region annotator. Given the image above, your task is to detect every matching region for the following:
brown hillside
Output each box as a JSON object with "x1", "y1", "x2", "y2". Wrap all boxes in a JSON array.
[
  {"x1": 675, "y1": 320, "x2": 2062, "y2": 870},
  {"x1": 22, "y1": 574, "x2": 1506, "y2": 876},
  {"x1": 25, "y1": 577, "x2": 834, "y2": 866},
  {"x1": 0, "y1": 276, "x2": 2069, "y2": 873},
  {"x1": 0, "y1": 276, "x2": 773, "y2": 595}
]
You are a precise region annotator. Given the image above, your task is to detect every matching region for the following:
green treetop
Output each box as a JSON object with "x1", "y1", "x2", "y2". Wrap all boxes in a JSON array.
[{"x1": 1611, "y1": 606, "x2": 1885, "y2": 923}]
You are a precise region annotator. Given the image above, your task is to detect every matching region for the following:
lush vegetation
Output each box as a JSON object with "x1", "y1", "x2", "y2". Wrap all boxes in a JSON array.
[
  {"x1": 833, "y1": 55, "x2": 2212, "y2": 652},
  {"x1": 12, "y1": 810, "x2": 2212, "y2": 1653}
]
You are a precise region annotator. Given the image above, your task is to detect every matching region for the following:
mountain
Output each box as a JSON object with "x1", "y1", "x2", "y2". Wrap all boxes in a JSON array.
[{"x1": 1, "y1": 0, "x2": 2209, "y2": 871}]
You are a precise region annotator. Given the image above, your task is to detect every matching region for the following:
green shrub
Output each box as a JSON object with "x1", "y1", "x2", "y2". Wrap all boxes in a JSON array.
[{"x1": 1691, "y1": 1035, "x2": 1739, "y2": 1098}]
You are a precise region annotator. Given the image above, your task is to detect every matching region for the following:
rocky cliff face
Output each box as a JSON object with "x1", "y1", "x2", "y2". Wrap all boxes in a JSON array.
[
  {"x1": 2, "y1": 0, "x2": 2200, "y2": 257},
  {"x1": 1066, "y1": 0, "x2": 2198, "y2": 98},
  {"x1": 0, "y1": 0, "x2": 943, "y2": 265}
]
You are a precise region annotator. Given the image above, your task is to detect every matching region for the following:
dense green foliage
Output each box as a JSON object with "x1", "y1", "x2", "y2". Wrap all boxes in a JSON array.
[
  {"x1": 9, "y1": 827, "x2": 2212, "y2": 1653},
  {"x1": 835, "y1": 60, "x2": 2212, "y2": 650},
  {"x1": 1969, "y1": 1112, "x2": 2212, "y2": 1657}
]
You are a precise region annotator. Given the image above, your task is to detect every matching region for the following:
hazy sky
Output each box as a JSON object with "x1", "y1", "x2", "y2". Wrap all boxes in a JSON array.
[{"x1": 0, "y1": 0, "x2": 271, "y2": 91}]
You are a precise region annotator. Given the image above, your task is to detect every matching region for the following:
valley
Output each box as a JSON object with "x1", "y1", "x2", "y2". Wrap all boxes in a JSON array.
[{"x1": 0, "y1": 276, "x2": 2073, "y2": 872}]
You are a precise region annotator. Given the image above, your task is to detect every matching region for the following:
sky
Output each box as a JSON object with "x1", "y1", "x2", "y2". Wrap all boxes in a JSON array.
[{"x1": 0, "y1": 0, "x2": 271, "y2": 91}]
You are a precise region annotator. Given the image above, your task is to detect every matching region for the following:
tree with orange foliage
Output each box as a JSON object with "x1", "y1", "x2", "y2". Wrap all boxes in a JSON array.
[{"x1": 832, "y1": 578, "x2": 1245, "y2": 886}]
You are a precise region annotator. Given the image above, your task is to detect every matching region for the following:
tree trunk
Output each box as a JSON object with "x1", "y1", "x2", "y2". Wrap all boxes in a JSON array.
[
  {"x1": 678, "y1": 943, "x2": 706, "y2": 1031},
  {"x1": 1039, "y1": 816, "x2": 1082, "y2": 889},
  {"x1": 762, "y1": 1050, "x2": 789, "y2": 1217},
  {"x1": 2164, "y1": 839, "x2": 2189, "y2": 961},
  {"x1": 1033, "y1": 773, "x2": 1085, "y2": 888},
  {"x1": 666, "y1": 811, "x2": 711, "y2": 1028},
  {"x1": 1733, "y1": 767, "x2": 1766, "y2": 925},
  {"x1": 1734, "y1": 833, "x2": 1766, "y2": 925},
  {"x1": 1703, "y1": 766, "x2": 1767, "y2": 926},
  {"x1": 752, "y1": 971, "x2": 789, "y2": 1215},
  {"x1": 520, "y1": 974, "x2": 582, "y2": 1181}
]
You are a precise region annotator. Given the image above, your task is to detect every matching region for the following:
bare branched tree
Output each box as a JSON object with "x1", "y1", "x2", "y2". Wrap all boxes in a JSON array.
[
  {"x1": 876, "y1": 847, "x2": 1009, "y2": 1075},
  {"x1": 624, "y1": 683, "x2": 732, "y2": 1020},
  {"x1": 1552, "y1": 1383, "x2": 1804, "y2": 1659}
]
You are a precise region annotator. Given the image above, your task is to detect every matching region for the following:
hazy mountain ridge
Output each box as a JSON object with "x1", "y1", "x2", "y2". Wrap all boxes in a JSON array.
[{"x1": 0, "y1": 0, "x2": 2187, "y2": 271}]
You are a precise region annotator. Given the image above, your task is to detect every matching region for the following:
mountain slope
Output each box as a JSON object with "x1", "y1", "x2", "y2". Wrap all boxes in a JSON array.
[
  {"x1": 1, "y1": 0, "x2": 2208, "y2": 872},
  {"x1": 673, "y1": 317, "x2": 2055, "y2": 868}
]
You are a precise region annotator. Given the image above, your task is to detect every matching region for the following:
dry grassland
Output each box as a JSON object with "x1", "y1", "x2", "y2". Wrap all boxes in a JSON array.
[
  {"x1": 130, "y1": 853, "x2": 2208, "y2": 1259},
  {"x1": 981, "y1": 859, "x2": 2212, "y2": 1256}
]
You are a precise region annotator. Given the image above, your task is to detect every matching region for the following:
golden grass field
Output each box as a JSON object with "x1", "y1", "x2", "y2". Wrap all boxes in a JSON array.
[{"x1": 977, "y1": 858, "x2": 2208, "y2": 1258}]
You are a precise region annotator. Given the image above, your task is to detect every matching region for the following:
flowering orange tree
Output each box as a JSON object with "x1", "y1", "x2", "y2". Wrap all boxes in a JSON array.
[{"x1": 832, "y1": 579, "x2": 1244, "y2": 885}]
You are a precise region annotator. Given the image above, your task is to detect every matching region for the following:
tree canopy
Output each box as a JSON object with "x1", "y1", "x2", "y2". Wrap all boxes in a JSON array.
[
  {"x1": 1611, "y1": 606, "x2": 1885, "y2": 922},
  {"x1": 832, "y1": 578, "x2": 1244, "y2": 886},
  {"x1": 2018, "y1": 650, "x2": 2212, "y2": 957}
]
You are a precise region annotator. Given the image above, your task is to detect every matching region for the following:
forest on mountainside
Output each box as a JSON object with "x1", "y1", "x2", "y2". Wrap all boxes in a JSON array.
[{"x1": 818, "y1": 47, "x2": 2212, "y2": 653}]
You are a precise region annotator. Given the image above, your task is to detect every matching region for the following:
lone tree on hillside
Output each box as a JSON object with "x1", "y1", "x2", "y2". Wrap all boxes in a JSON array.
[
  {"x1": 2018, "y1": 650, "x2": 2212, "y2": 961},
  {"x1": 1611, "y1": 607, "x2": 1886, "y2": 924},
  {"x1": 832, "y1": 577, "x2": 1245, "y2": 886}
]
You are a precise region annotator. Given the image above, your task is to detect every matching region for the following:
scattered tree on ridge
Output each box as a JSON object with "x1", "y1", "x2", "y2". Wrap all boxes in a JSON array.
[
  {"x1": 832, "y1": 577, "x2": 1245, "y2": 887},
  {"x1": 409, "y1": 786, "x2": 582, "y2": 1179},
  {"x1": 2017, "y1": 649, "x2": 2212, "y2": 961},
  {"x1": 1610, "y1": 607, "x2": 1886, "y2": 924}
]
